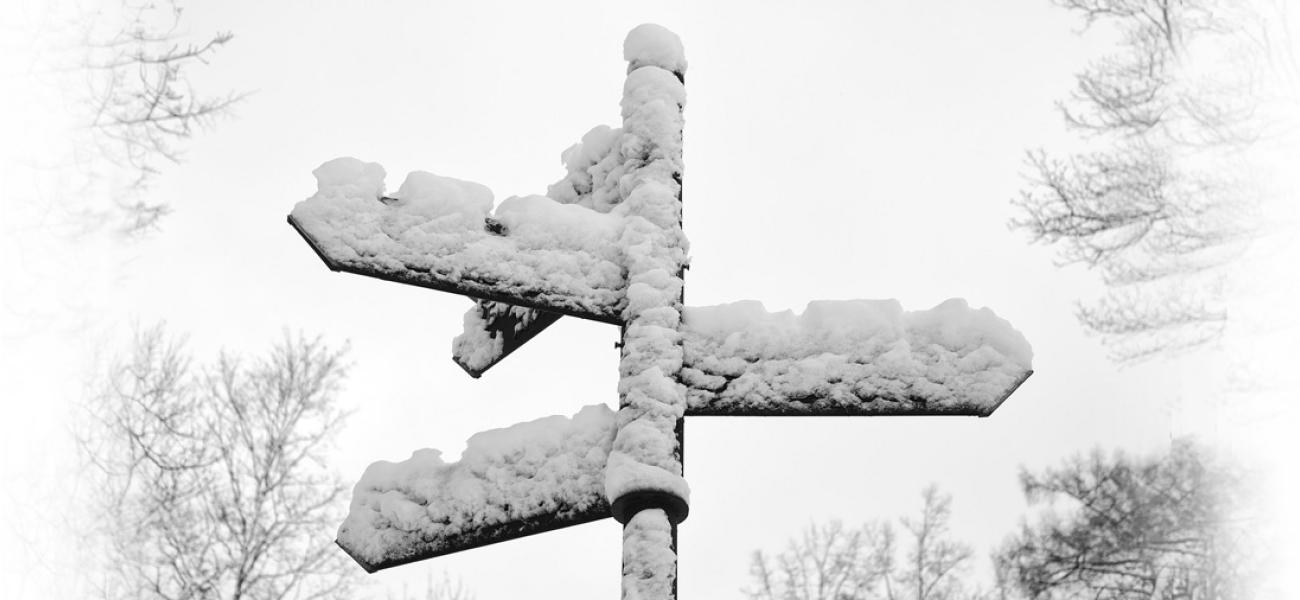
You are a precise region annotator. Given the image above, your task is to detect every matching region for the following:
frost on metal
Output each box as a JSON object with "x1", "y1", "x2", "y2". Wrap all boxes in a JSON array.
[
  {"x1": 336, "y1": 405, "x2": 617, "y2": 572},
  {"x1": 289, "y1": 162, "x2": 627, "y2": 323},
  {"x1": 680, "y1": 299, "x2": 1033, "y2": 416}
]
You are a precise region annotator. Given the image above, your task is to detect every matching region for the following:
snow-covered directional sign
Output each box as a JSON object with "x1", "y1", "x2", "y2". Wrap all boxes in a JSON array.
[{"x1": 287, "y1": 24, "x2": 1032, "y2": 600}]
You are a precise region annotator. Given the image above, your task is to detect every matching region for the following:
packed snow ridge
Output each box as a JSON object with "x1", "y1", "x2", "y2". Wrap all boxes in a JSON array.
[
  {"x1": 337, "y1": 404, "x2": 616, "y2": 568},
  {"x1": 680, "y1": 299, "x2": 1032, "y2": 414},
  {"x1": 291, "y1": 158, "x2": 627, "y2": 319}
]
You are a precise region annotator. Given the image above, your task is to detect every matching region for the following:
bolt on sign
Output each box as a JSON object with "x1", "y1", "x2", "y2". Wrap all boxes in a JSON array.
[{"x1": 287, "y1": 23, "x2": 1033, "y2": 600}]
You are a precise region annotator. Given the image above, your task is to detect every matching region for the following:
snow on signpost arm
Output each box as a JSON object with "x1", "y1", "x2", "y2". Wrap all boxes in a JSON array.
[
  {"x1": 337, "y1": 405, "x2": 617, "y2": 572},
  {"x1": 451, "y1": 300, "x2": 564, "y2": 378},
  {"x1": 288, "y1": 167, "x2": 627, "y2": 324},
  {"x1": 680, "y1": 299, "x2": 1033, "y2": 416}
]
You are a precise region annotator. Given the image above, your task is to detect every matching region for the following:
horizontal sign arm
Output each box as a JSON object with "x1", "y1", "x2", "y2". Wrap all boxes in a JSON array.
[
  {"x1": 288, "y1": 214, "x2": 624, "y2": 324},
  {"x1": 679, "y1": 299, "x2": 1033, "y2": 417},
  {"x1": 339, "y1": 502, "x2": 610, "y2": 573},
  {"x1": 337, "y1": 405, "x2": 618, "y2": 572}
]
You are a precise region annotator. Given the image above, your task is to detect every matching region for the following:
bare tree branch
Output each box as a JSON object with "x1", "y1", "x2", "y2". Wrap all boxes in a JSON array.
[
  {"x1": 996, "y1": 440, "x2": 1265, "y2": 600},
  {"x1": 78, "y1": 326, "x2": 363, "y2": 600},
  {"x1": 1011, "y1": 0, "x2": 1295, "y2": 362},
  {"x1": 744, "y1": 490, "x2": 975, "y2": 600},
  {"x1": 36, "y1": 0, "x2": 248, "y2": 236}
]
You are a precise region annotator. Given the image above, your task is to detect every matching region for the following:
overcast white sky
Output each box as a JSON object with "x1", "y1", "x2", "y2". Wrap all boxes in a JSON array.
[{"x1": 2, "y1": 1, "x2": 1296, "y2": 599}]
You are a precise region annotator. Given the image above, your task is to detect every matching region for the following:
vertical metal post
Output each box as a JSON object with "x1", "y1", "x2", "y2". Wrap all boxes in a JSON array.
[
  {"x1": 616, "y1": 326, "x2": 685, "y2": 600},
  {"x1": 613, "y1": 24, "x2": 688, "y2": 600},
  {"x1": 622, "y1": 508, "x2": 676, "y2": 599},
  {"x1": 673, "y1": 418, "x2": 684, "y2": 598}
]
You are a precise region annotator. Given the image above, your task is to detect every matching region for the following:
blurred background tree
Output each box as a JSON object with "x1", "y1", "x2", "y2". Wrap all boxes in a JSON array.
[
  {"x1": 79, "y1": 327, "x2": 360, "y2": 600},
  {"x1": 16, "y1": 0, "x2": 245, "y2": 236},
  {"x1": 745, "y1": 487, "x2": 975, "y2": 600},
  {"x1": 77, "y1": 0, "x2": 245, "y2": 233},
  {"x1": 1011, "y1": 0, "x2": 1298, "y2": 361},
  {"x1": 744, "y1": 444, "x2": 1263, "y2": 600},
  {"x1": 997, "y1": 440, "x2": 1263, "y2": 600}
]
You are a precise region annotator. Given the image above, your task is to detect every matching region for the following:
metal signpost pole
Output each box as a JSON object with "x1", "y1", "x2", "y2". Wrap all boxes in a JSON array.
[{"x1": 608, "y1": 38, "x2": 690, "y2": 599}]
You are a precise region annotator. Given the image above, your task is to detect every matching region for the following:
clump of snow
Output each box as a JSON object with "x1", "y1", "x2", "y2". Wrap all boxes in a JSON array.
[
  {"x1": 390, "y1": 170, "x2": 492, "y2": 224},
  {"x1": 449, "y1": 303, "x2": 504, "y2": 373},
  {"x1": 547, "y1": 26, "x2": 686, "y2": 218},
  {"x1": 616, "y1": 67, "x2": 686, "y2": 180},
  {"x1": 679, "y1": 299, "x2": 1033, "y2": 415},
  {"x1": 451, "y1": 300, "x2": 559, "y2": 374},
  {"x1": 337, "y1": 404, "x2": 617, "y2": 567},
  {"x1": 624, "y1": 23, "x2": 687, "y2": 76},
  {"x1": 495, "y1": 194, "x2": 624, "y2": 251},
  {"x1": 312, "y1": 157, "x2": 387, "y2": 201},
  {"x1": 622, "y1": 509, "x2": 676, "y2": 600},
  {"x1": 907, "y1": 298, "x2": 1033, "y2": 367},
  {"x1": 548, "y1": 125, "x2": 627, "y2": 212},
  {"x1": 621, "y1": 67, "x2": 687, "y2": 122}
]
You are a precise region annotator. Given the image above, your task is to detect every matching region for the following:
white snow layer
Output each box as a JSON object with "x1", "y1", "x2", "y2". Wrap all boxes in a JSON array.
[
  {"x1": 622, "y1": 509, "x2": 677, "y2": 600},
  {"x1": 291, "y1": 160, "x2": 626, "y2": 320},
  {"x1": 451, "y1": 299, "x2": 559, "y2": 374},
  {"x1": 624, "y1": 23, "x2": 687, "y2": 75},
  {"x1": 337, "y1": 404, "x2": 616, "y2": 566},
  {"x1": 449, "y1": 302, "x2": 506, "y2": 373},
  {"x1": 679, "y1": 299, "x2": 1033, "y2": 414}
]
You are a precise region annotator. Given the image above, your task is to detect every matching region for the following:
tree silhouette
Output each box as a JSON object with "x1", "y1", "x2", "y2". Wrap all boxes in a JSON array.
[
  {"x1": 79, "y1": 326, "x2": 360, "y2": 600},
  {"x1": 997, "y1": 440, "x2": 1263, "y2": 600},
  {"x1": 1012, "y1": 0, "x2": 1296, "y2": 361},
  {"x1": 746, "y1": 487, "x2": 975, "y2": 600}
]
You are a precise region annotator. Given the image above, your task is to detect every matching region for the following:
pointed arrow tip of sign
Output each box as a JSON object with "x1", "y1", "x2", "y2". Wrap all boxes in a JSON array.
[
  {"x1": 335, "y1": 538, "x2": 380, "y2": 574},
  {"x1": 287, "y1": 214, "x2": 343, "y2": 273},
  {"x1": 980, "y1": 369, "x2": 1033, "y2": 417},
  {"x1": 452, "y1": 356, "x2": 486, "y2": 379}
]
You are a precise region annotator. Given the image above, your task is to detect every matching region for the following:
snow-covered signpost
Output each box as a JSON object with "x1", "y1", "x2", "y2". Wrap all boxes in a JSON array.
[{"x1": 287, "y1": 24, "x2": 1032, "y2": 600}]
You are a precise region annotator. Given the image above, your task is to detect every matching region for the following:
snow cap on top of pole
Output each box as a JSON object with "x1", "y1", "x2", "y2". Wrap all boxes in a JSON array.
[{"x1": 624, "y1": 24, "x2": 686, "y2": 79}]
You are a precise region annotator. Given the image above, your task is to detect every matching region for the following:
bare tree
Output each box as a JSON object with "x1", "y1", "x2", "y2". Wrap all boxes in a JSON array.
[
  {"x1": 79, "y1": 326, "x2": 360, "y2": 600},
  {"x1": 35, "y1": 0, "x2": 245, "y2": 235},
  {"x1": 884, "y1": 487, "x2": 976, "y2": 600},
  {"x1": 746, "y1": 488, "x2": 974, "y2": 600},
  {"x1": 746, "y1": 520, "x2": 894, "y2": 600},
  {"x1": 84, "y1": 2, "x2": 244, "y2": 232},
  {"x1": 1011, "y1": 0, "x2": 1296, "y2": 361},
  {"x1": 996, "y1": 440, "x2": 1264, "y2": 600}
]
